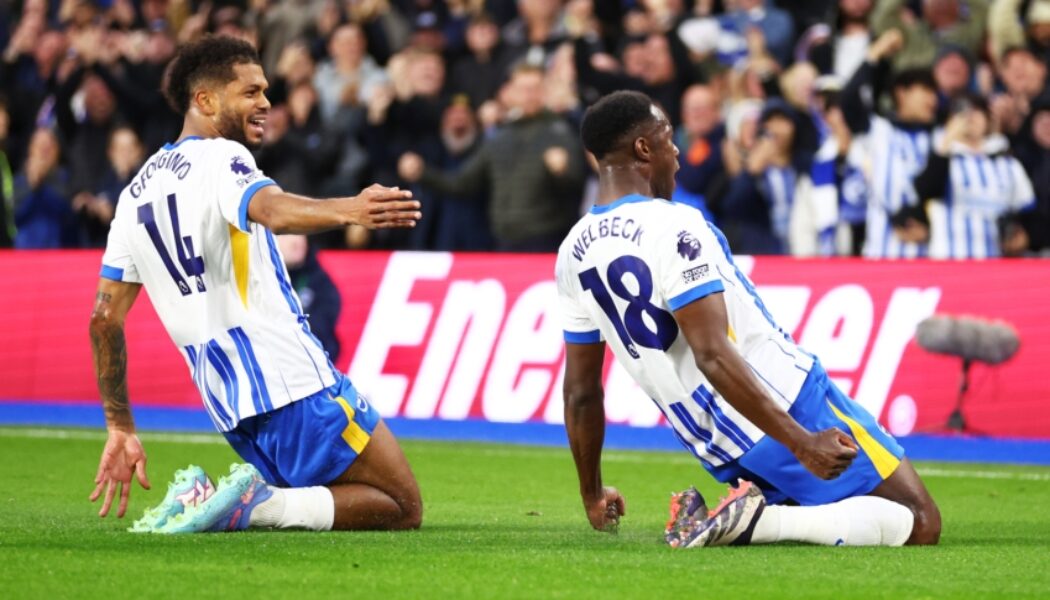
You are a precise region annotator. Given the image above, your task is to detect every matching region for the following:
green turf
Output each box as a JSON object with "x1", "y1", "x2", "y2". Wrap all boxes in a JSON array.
[{"x1": 1, "y1": 427, "x2": 1049, "y2": 599}]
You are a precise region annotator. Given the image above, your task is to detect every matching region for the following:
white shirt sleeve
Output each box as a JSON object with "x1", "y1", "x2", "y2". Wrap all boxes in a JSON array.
[
  {"x1": 99, "y1": 203, "x2": 141, "y2": 283},
  {"x1": 210, "y1": 140, "x2": 278, "y2": 232},
  {"x1": 653, "y1": 210, "x2": 726, "y2": 311},
  {"x1": 555, "y1": 250, "x2": 603, "y2": 344}
]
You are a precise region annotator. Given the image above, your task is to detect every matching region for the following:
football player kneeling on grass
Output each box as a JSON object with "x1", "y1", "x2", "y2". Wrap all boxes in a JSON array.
[
  {"x1": 88, "y1": 36, "x2": 423, "y2": 533},
  {"x1": 556, "y1": 91, "x2": 941, "y2": 547}
]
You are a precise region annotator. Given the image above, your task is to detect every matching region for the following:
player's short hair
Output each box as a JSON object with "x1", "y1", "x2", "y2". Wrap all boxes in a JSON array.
[
  {"x1": 164, "y1": 35, "x2": 261, "y2": 115},
  {"x1": 580, "y1": 90, "x2": 658, "y2": 160}
]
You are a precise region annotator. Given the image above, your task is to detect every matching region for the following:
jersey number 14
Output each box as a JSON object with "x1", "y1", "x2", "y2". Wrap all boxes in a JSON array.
[
  {"x1": 579, "y1": 255, "x2": 677, "y2": 358},
  {"x1": 138, "y1": 193, "x2": 207, "y2": 296}
]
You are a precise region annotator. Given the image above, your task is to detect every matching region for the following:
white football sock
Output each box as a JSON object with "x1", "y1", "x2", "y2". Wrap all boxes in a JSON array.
[
  {"x1": 249, "y1": 486, "x2": 335, "y2": 531},
  {"x1": 750, "y1": 496, "x2": 913, "y2": 546}
]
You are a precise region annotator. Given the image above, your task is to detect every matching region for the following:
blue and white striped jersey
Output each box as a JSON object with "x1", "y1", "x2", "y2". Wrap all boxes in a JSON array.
[
  {"x1": 863, "y1": 116, "x2": 937, "y2": 259},
  {"x1": 926, "y1": 136, "x2": 1035, "y2": 259},
  {"x1": 556, "y1": 195, "x2": 814, "y2": 470},
  {"x1": 100, "y1": 136, "x2": 338, "y2": 432}
]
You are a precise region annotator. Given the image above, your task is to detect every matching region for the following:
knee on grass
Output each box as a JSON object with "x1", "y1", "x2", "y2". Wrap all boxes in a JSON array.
[
  {"x1": 395, "y1": 487, "x2": 424, "y2": 530},
  {"x1": 907, "y1": 501, "x2": 942, "y2": 545},
  {"x1": 394, "y1": 498, "x2": 423, "y2": 530}
]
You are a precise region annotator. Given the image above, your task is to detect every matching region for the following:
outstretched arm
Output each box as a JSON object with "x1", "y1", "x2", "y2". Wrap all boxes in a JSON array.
[
  {"x1": 674, "y1": 294, "x2": 857, "y2": 479},
  {"x1": 563, "y1": 341, "x2": 625, "y2": 532},
  {"x1": 89, "y1": 277, "x2": 151, "y2": 517},
  {"x1": 247, "y1": 183, "x2": 421, "y2": 235}
]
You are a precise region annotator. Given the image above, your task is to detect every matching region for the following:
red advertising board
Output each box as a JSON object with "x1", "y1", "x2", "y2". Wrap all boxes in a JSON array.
[{"x1": 2, "y1": 250, "x2": 1048, "y2": 438}]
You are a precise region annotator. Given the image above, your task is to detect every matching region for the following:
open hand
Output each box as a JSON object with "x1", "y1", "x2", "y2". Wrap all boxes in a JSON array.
[
  {"x1": 90, "y1": 430, "x2": 151, "y2": 518},
  {"x1": 347, "y1": 184, "x2": 420, "y2": 229},
  {"x1": 793, "y1": 428, "x2": 857, "y2": 480},
  {"x1": 584, "y1": 486, "x2": 626, "y2": 532}
]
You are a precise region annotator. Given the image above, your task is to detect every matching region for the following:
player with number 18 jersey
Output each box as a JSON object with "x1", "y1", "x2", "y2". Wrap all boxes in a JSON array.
[
  {"x1": 556, "y1": 196, "x2": 816, "y2": 472},
  {"x1": 559, "y1": 90, "x2": 938, "y2": 548}
]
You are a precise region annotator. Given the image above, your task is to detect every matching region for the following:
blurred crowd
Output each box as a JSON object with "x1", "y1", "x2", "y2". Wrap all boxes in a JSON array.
[{"x1": 2, "y1": 0, "x2": 1050, "y2": 257}]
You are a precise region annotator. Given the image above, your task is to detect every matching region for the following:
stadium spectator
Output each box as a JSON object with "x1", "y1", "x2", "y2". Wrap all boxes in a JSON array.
[
  {"x1": 722, "y1": 101, "x2": 810, "y2": 254},
  {"x1": 415, "y1": 96, "x2": 493, "y2": 251},
  {"x1": 871, "y1": 0, "x2": 988, "y2": 73},
  {"x1": 255, "y1": 0, "x2": 318, "y2": 76},
  {"x1": 711, "y1": 0, "x2": 796, "y2": 67},
  {"x1": 573, "y1": 27, "x2": 695, "y2": 126},
  {"x1": 277, "y1": 234, "x2": 344, "y2": 363},
  {"x1": 13, "y1": 128, "x2": 73, "y2": 249},
  {"x1": 841, "y1": 29, "x2": 941, "y2": 258},
  {"x1": 990, "y1": 46, "x2": 1048, "y2": 141},
  {"x1": 544, "y1": 41, "x2": 582, "y2": 119},
  {"x1": 808, "y1": 83, "x2": 872, "y2": 256},
  {"x1": 448, "y1": 13, "x2": 515, "y2": 109},
  {"x1": 913, "y1": 94, "x2": 1036, "y2": 258},
  {"x1": 1, "y1": 22, "x2": 67, "y2": 166},
  {"x1": 313, "y1": 24, "x2": 387, "y2": 126},
  {"x1": 502, "y1": 0, "x2": 568, "y2": 65},
  {"x1": 673, "y1": 84, "x2": 725, "y2": 221},
  {"x1": 998, "y1": 94, "x2": 1050, "y2": 254},
  {"x1": 269, "y1": 41, "x2": 316, "y2": 107},
  {"x1": 256, "y1": 81, "x2": 340, "y2": 199},
  {"x1": 989, "y1": 0, "x2": 1050, "y2": 62},
  {"x1": 54, "y1": 71, "x2": 121, "y2": 201},
  {"x1": 932, "y1": 45, "x2": 975, "y2": 100},
  {"x1": 344, "y1": 0, "x2": 412, "y2": 65},
  {"x1": 83, "y1": 26, "x2": 181, "y2": 156},
  {"x1": 71, "y1": 125, "x2": 145, "y2": 248},
  {"x1": 359, "y1": 48, "x2": 451, "y2": 248},
  {"x1": 799, "y1": 0, "x2": 874, "y2": 80},
  {"x1": 398, "y1": 64, "x2": 585, "y2": 251}
]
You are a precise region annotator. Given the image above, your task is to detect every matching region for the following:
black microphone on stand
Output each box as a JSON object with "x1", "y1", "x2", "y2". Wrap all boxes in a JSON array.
[{"x1": 915, "y1": 315, "x2": 1020, "y2": 434}]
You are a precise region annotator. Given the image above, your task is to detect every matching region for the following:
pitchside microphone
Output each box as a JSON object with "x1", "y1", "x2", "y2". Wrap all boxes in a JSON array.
[
  {"x1": 914, "y1": 315, "x2": 1021, "y2": 434},
  {"x1": 916, "y1": 315, "x2": 1020, "y2": 365}
]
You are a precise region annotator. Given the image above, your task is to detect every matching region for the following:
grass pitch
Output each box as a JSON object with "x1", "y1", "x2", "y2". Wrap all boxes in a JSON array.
[{"x1": 1, "y1": 427, "x2": 1049, "y2": 599}]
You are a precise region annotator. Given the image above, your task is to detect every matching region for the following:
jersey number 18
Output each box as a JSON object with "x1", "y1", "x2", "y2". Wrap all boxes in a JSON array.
[{"x1": 579, "y1": 255, "x2": 677, "y2": 358}]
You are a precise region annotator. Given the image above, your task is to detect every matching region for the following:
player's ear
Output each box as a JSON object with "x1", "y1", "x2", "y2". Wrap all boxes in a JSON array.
[
  {"x1": 633, "y1": 136, "x2": 651, "y2": 162},
  {"x1": 193, "y1": 87, "x2": 218, "y2": 117}
]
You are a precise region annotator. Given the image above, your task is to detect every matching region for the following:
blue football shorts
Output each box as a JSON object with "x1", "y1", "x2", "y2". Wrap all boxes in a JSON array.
[
  {"x1": 223, "y1": 375, "x2": 381, "y2": 488},
  {"x1": 709, "y1": 362, "x2": 905, "y2": 506}
]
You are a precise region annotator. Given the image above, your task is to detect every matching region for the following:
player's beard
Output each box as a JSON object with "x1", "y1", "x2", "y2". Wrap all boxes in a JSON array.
[{"x1": 215, "y1": 108, "x2": 256, "y2": 148}]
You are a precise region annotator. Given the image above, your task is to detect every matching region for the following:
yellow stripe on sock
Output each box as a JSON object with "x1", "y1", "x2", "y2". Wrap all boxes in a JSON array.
[
  {"x1": 333, "y1": 395, "x2": 371, "y2": 454},
  {"x1": 229, "y1": 225, "x2": 250, "y2": 308},
  {"x1": 827, "y1": 401, "x2": 900, "y2": 479}
]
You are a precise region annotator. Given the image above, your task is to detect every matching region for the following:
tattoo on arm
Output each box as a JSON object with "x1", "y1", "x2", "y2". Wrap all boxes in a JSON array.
[{"x1": 90, "y1": 291, "x2": 133, "y2": 430}]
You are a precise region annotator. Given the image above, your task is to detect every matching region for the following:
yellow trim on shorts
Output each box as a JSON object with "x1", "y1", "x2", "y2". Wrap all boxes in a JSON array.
[
  {"x1": 727, "y1": 324, "x2": 737, "y2": 343},
  {"x1": 334, "y1": 395, "x2": 371, "y2": 454},
  {"x1": 827, "y1": 401, "x2": 900, "y2": 479},
  {"x1": 229, "y1": 225, "x2": 250, "y2": 308}
]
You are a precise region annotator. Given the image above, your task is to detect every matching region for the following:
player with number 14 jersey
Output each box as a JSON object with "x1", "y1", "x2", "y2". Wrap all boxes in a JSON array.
[{"x1": 102, "y1": 136, "x2": 333, "y2": 431}]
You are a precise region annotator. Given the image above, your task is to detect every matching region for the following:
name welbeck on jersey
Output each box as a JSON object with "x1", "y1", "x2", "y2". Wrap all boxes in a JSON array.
[
  {"x1": 571, "y1": 216, "x2": 644, "y2": 261},
  {"x1": 129, "y1": 149, "x2": 193, "y2": 198}
]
